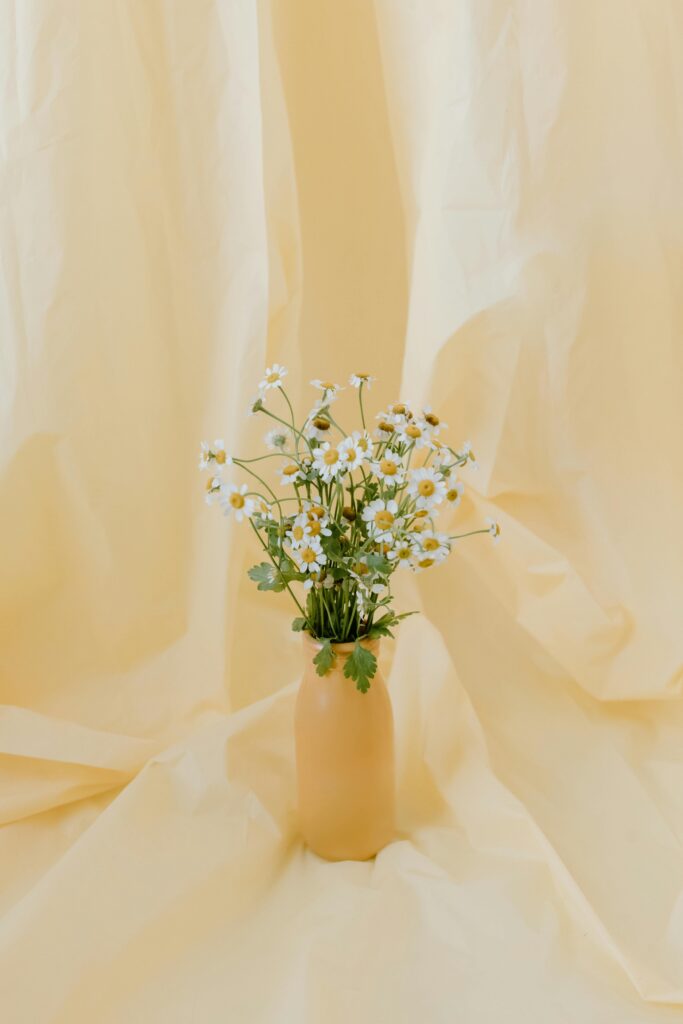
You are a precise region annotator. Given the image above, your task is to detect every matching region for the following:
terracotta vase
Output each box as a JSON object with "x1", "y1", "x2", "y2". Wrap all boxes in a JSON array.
[{"x1": 295, "y1": 633, "x2": 395, "y2": 861}]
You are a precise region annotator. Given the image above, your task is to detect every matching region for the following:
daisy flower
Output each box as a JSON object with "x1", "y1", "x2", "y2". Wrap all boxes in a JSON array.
[
  {"x1": 375, "y1": 414, "x2": 396, "y2": 441},
  {"x1": 349, "y1": 373, "x2": 376, "y2": 389},
  {"x1": 372, "y1": 449, "x2": 405, "y2": 484},
  {"x1": 305, "y1": 413, "x2": 333, "y2": 443},
  {"x1": 264, "y1": 428, "x2": 290, "y2": 451},
  {"x1": 388, "y1": 542, "x2": 418, "y2": 569},
  {"x1": 259, "y1": 363, "x2": 288, "y2": 391},
  {"x1": 397, "y1": 418, "x2": 431, "y2": 449},
  {"x1": 354, "y1": 429, "x2": 373, "y2": 455},
  {"x1": 421, "y1": 406, "x2": 447, "y2": 435},
  {"x1": 417, "y1": 530, "x2": 450, "y2": 563},
  {"x1": 339, "y1": 434, "x2": 368, "y2": 471},
  {"x1": 279, "y1": 462, "x2": 304, "y2": 486},
  {"x1": 287, "y1": 512, "x2": 331, "y2": 547},
  {"x1": 221, "y1": 483, "x2": 255, "y2": 523},
  {"x1": 362, "y1": 499, "x2": 400, "y2": 541},
  {"x1": 198, "y1": 441, "x2": 212, "y2": 470},
  {"x1": 253, "y1": 498, "x2": 275, "y2": 521},
  {"x1": 312, "y1": 442, "x2": 345, "y2": 481},
  {"x1": 408, "y1": 467, "x2": 447, "y2": 509},
  {"x1": 310, "y1": 379, "x2": 343, "y2": 403},
  {"x1": 460, "y1": 440, "x2": 478, "y2": 469},
  {"x1": 292, "y1": 539, "x2": 327, "y2": 574},
  {"x1": 204, "y1": 475, "x2": 223, "y2": 506},
  {"x1": 445, "y1": 479, "x2": 464, "y2": 506},
  {"x1": 486, "y1": 517, "x2": 501, "y2": 544}
]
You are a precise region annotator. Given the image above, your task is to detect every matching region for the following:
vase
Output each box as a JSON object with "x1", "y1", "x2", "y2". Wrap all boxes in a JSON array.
[{"x1": 295, "y1": 633, "x2": 395, "y2": 861}]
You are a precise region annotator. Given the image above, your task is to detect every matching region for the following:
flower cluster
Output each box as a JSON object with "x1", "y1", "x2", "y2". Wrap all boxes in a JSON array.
[{"x1": 200, "y1": 368, "x2": 500, "y2": 690}]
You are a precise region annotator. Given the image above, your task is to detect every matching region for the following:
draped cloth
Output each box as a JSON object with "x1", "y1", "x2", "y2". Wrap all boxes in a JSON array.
[{"x1": 1, "y1": 2, "x2": 682, "y2": 1020}]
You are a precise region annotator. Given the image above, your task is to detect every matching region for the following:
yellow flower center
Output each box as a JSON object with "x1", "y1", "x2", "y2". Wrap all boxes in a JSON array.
[
  {"x1": 301, "y1": 547, "x2": 318, "y2": 564},
  {"x1": 206, "y1": 477, "x2": 216, "y2": 491},
  {"x1": 283, "y1": 464, "x2": 299, "y2": 477},
  {"x1": 344, "y1": 447, "x2": 358, "y2": 462},
  {"x1": 405, "y1": 425, "x2": 422, "y2": 439},
  {"x1": 312, "y1": 417, "x2": 330, "y2": 431},
  {"x1": 392, "y1": 404, "x2": 407, "y2": 415},
  {"x1": 308, "y1": 505, "x2": 325, "y2": 519},
  {"x1": 374, "y1": 510, "x2": 395, "y2": 530},
  {"x1": 410, "y1": 520, "x2": 426, "y2": 532},
  {"x1": 379, "y1": 458, "x2": 397, "y2": 476},
  {"x1": 397, "y1": 547, "x2": 412, "y2": 559},
  {"x1": 266, "y1": 372, "x2": 280, "y2": 383},
  {"x1": 415, "y1": 509, "x2": 428, "y2": 518},
  {"x1": 291, "y1": 525, "x2": 304, "y2": 541},
  {"x1": 418, "y1": 479, "x2": 435, "y2": 497},
  {"x1": 378, "y1": 420, "x2": 394, "y2": 433},
  {"x1": 215, "y1": 450, "x2": 226, "y2": 464},
  {"x1": 354, "y1": 562, "x2": 370, "y2": 575},
  {"x1": 358, "y1": 436, "x2": 369, "y2": 451},
  {"x1": 423, "y1": 538, "x2": 439, "y2": 551},
  {"x1": 418, "y1": 558, "x2": 435, "y2": 569},
  {"x1": 323, "y1": 448, "x2": 340, "y2": 465},
  {"x1": 424, "y1": 413, "x2": 439, "y2": 427},
  {"x1": 321, "y1": 380, "x2": 335, "y2": 390},
  {"x1": 230, "y1": 493, "x2": 245, "y2": 509},
  {"x1": 307, "y1": 520, "x2": 321, "y2": 536},
  {"x1": 356, "y1": 373, "x2": 370, "y2": 381},
  {"x1": 446, "y1": 488, "x2": 460, "y2": 502}
]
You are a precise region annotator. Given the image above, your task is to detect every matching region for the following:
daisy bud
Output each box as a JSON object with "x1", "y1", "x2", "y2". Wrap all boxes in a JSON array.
[
  {"x1": 424, "y1": 412, "x2": 439, "y2": 427},
  {"x1": 342, "y1": 506, "x2": 356, "y2": 522},
  {"x1": 312, "y1": 416, "x2": 331, "y2": 431}
]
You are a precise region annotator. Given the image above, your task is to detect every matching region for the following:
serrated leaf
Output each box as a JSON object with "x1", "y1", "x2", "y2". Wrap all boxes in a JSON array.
[
  {"x1": 247, "y1": 562, "x2": 286, "y2": 592},
  {"x1": 313, "y1": 639, "x2": 337, "y2": 677},
  {"x1": 365, "y1": 553, "x2": 391, "y2": 574},
  {"x1": 291, "y1": 617, "x2": 306, "y2": 632},
  {"x1": 343, "y1": 641, "x2": 377, "y2": 693}
]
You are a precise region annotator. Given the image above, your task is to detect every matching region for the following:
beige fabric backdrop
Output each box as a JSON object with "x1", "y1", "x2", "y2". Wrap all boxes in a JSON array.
[{"x1": 1, "y1": 1, "x2": 683, "y2": 1020}]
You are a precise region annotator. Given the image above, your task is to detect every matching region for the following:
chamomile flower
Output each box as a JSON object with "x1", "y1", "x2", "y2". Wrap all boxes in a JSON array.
[
  {"x1": 362, "y1": 499, "x2": 400, "y2": 541},
  {"x1": 408, "y1": 467, "x2": 447, "y2": 509},
  {"x1": 417, "y1": 530, "x2": 450, "y2": 563},
  {"x1": 349, "y1": 373, "x2": 376, "y2": 389},
  {"x1": 287, "y1": 512, "x2": 331, "y2": 547},
  {"x1": 259, "y1": 363, "x2": 288, "y2": 392},
  {"x1": 485, "y1": 517, "x2": 501, "y2": 544},
  {"x1": 279, "y1": 462, "x2": 304, "y2": 486},
  {"x1": 204, "y1": 475, "x2": 224, "y2": 506},
  {"x1": 264, "y1": 428, "x2": 290, "y2": 451},
  {"x1": 305, "y1": 412, "x2": 333, "y2": 443},
  {"x1": 397, "y1": 418, "x2": 431, "y2": 449},
  {"x1": 310, "y1": 379, "x2": 343, "y2": 403},
  {"x1": 371, "y1": 449, "x2": 405, "y2": 484},
  {"x1": 421, "y1": 407, "x2": 447, "y2": 435},
  {"x1": 293, "y1": 539, "x2": 327, "y2": 574},
  {"x1": 221, "y1": 483, "x2": 255, "y2": 523},
  {"x1": 253, "y1": 498, "x2": 275, "y2": 521},
  {"x1": 460, "y1": 440, "x2": 478, "y2": 469},
  {"x1": 339, "y1": 434, "x2": 368, "y2": 471},
  {"x1": 445, "y1": 479, "x2": 464, "y2": 506},
  {"x1": 388, "y1": 542, "x2": 418, "y2": 569},
  {"x1": 312, "y1": 442, "x2": 345, "y2": 481},
  {"x1": 375, "y1": 414, "x2": 396, "y2": 441},
  {"x1": 354, "y1": 429, "x2": 373, "y2": 455},
  {"x1": 198, "y1": 441, "x2": 212, "y2": 470}
]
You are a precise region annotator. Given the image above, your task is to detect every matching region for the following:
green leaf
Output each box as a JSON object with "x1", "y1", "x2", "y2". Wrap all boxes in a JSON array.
[
  {"x1": 291, "y1": 617, "x2": 306, "y2": 632},
  {"x1": 313, "y1": 639, "x2": 337, "y2": 677},
  {"x1": 365, "y1": 553, "x2": 391, "y2": 574},
  {"x1": 343, "y1": 641, "x2": 377, "y2": 694},
  {"x1": 247, "y1": 562, "x2": 286, "y2": 592},
  {"x1": 366, "y1": 615, "x2": 396, "y2": 639}
]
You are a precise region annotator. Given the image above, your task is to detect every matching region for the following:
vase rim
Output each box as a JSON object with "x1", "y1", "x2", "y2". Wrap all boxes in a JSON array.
[{"x1": 302, "y1": 631, "x2": 380, "y2": 655}]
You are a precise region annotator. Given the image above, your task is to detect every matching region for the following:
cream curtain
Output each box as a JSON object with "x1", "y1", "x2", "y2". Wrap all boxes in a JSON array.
[{"x1": 1, "y1": 1, "x2": 683, "y2": 1020}]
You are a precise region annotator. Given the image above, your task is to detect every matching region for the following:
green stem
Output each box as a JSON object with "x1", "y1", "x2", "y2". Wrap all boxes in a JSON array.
[{"x1": 248, "y1": 520, "x2": 309, "y2": 622}]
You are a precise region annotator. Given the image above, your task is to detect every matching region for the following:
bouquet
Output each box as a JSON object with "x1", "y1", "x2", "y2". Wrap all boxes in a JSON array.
[{"x1": 200, "y1": 367, "x2": 499, "y2": 692}]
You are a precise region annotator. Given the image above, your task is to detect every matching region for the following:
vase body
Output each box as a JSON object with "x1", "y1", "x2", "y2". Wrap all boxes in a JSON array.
[{"x1": 295, "y1": 634, "x2": 395, "y2": 861}]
